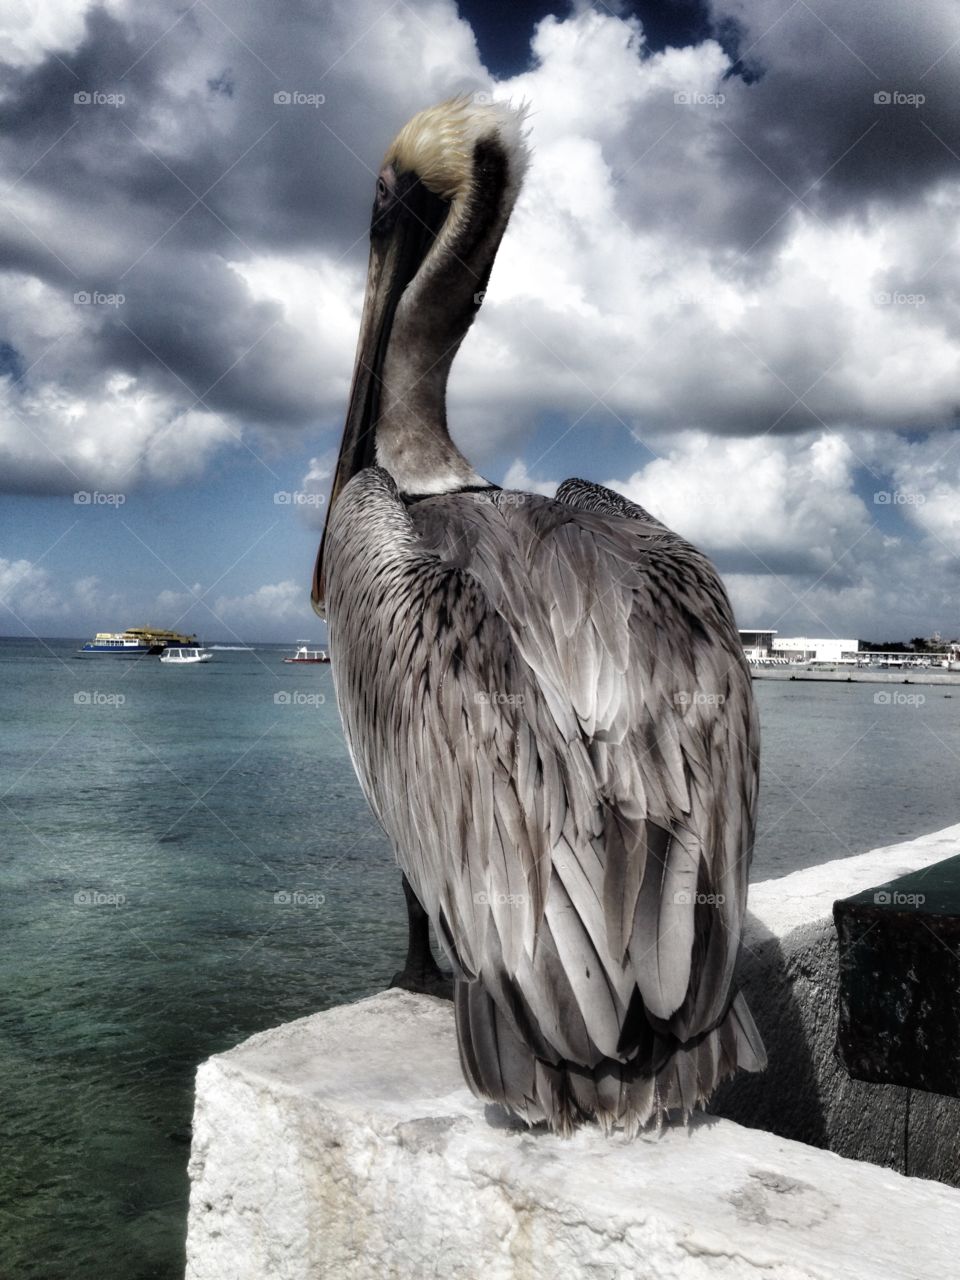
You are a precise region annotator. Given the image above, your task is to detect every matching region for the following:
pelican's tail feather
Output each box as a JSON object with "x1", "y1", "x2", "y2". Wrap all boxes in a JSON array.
[{"x1": 454, "y1": 982, "x2": 765, "y2": 1135}]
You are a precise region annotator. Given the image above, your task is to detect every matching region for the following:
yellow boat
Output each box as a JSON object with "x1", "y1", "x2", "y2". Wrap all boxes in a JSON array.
[{"x1": 80, "y1": 627, "x2": 199, "y2": 655}]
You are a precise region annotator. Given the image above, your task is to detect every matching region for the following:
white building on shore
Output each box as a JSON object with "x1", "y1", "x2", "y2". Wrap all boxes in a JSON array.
[
  {"x1": 738, "y1": 629, "x2": 778, "y2": 662},
  {"x1": 772, "y1": 636, "x2": 860, "y2": 663},
  {"x1": 738, "y1": 630, "x2": 861, "y2": 664}
]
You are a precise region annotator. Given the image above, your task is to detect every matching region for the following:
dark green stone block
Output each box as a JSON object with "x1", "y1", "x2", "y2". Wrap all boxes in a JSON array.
[{"x1": 834, "y1": 854, "x2": 960, "y2": 1097}]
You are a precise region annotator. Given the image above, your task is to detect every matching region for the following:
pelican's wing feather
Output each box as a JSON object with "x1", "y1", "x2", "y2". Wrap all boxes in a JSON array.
[{"x1": 325, "y1": 468, "x2": 758, "y2": 1068}]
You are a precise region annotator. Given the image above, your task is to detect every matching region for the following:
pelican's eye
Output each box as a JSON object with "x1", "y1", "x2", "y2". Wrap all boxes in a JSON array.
[{"x1": 371, "y1": 169, "x2": 399, "y2": 238}]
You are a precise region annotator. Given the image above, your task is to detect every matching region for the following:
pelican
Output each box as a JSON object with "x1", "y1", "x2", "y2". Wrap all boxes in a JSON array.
[{"x1": 312, "y1": 96, "x2": 765, "y2": 1133}]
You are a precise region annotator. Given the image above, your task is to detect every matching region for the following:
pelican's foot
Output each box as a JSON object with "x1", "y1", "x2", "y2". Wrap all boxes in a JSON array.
[{"x1": 389, "y1": 963, "x2": 454, "y2": 1001}]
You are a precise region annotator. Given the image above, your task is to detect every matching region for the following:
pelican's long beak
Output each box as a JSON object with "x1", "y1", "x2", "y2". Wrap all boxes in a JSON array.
[{"x1": 311, "y1": 175, "x2": 448, "y2": 615}]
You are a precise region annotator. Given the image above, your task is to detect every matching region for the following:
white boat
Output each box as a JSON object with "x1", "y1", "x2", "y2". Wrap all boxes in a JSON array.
[
  {"x1": 283, "y1": 644, "x2": 329, "y2": 664},
  {"x1": 159, "y1": 646, "x2": 212, "y2": 665}
]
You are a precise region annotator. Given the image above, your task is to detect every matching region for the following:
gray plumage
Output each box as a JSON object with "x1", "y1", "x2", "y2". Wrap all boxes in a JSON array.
[
  {"x1": 314, "y1": 98, "x2": 765, "y2": 1134},
  {"x1": 323, "y1": 471, "x2": 765, "y2": 1133}
]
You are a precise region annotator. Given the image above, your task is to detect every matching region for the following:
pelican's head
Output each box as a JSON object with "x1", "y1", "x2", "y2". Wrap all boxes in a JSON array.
[{"x1": 312, "y1": 95, "x2": 529, "y2": 614}]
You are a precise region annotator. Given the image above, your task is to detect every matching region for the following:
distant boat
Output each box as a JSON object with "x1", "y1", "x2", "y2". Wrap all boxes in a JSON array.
[
  {"x1": 159, "y1": 646, "x2": 212, "y2": 665},
  {"x1": 81, "y1": 627, "x2": 198, "y2": 655},
  {"x1": 283, "y1": 644, "x2": 329, "y2": 664}
]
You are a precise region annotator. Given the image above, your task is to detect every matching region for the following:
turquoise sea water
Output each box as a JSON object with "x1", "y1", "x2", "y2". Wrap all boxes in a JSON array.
[{"x1": 2, "y1": 636, "x2": 959, "y2": 1278}]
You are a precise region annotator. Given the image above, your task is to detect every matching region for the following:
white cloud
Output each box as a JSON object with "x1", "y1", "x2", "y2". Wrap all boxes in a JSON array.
[
  {"x1": 4, "y1": 0, "x2": 960, "y2": 638},
  {"x1": 226, "y1": 255, "x2": 361, "y2": 424},
  {"x1": 443, "y1": 16, "x2": 960, "y2": 443},
  {"x1": 611, "y1": 431, "x2": 869, "y2": 573},
  {"x1": 0, "y1": 0, "x2": 115, "y2": 67},
  {"x1": 154, "y1": 584, "x2": 203, "y2": 614},
  {"x1": 213, "y1": 580, "x2": 313, "y2": 631},
  {"x1": 6, "y1": 2, "x2": 960, "y2": 460},
  {"x1": 880, "y1": 435, "x2": 960, "y2": 557},
  {"x1": 0, "y1": 556, "x2": 58, "y2": 616},
  {"x1": 0, "y1": 275, "x2": 237, "y2": 492},
  {"x1": 502, "y1": 459, "x2": 557, "y2": 496}
]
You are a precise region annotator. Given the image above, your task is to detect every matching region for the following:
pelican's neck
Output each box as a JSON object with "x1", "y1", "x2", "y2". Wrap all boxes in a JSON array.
[
  {"x1": 375, "y1": 136, "x2": 519, "y2": 496},
  {"x1": 374, "y1": 322, "x2": 487, "y2": 494}
]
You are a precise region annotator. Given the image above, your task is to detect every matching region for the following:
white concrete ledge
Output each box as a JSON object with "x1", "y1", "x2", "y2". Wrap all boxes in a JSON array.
[
  {"x1": 749, "y1": 822, "x2": 960, "y2": 937},
  {"x1": 712, "y1": 822, "x2": 960, "y2": 1184},
  {"x1": 186, "y1": 987, "x2": 960, "y2": 1280}
]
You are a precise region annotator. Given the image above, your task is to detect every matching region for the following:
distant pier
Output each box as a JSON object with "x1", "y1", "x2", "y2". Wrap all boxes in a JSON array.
[
  {"x1": 750, "y1": 666, "x2": 960, "y2": 687},
  {"x1": 739, "y1": 628, "x2": 960, "y2": 685}
]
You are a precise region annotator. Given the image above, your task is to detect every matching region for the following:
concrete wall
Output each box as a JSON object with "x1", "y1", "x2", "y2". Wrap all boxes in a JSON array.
[
  {"x1": 712, "y1": 822, "x2": 960, "y2": 1185},
  {"x1": 186, "y1": 824, "x2": 960, "y2": 1278},
  {"x1": 186, "y1": 988, "x2": 960, "y2": 1280}
]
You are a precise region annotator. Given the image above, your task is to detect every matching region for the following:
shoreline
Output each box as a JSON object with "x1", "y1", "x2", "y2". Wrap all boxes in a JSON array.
[{"x1": 751, "y1": 667, "x2": 960, "y2": 687}]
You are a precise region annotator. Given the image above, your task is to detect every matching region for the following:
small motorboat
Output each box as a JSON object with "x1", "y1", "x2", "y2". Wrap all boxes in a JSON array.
[
  {"x1": 283, "y1": 644, "x2": 329, "y2": 664},
  {"x1": 159, "y1": 646, "x2": 212, "y2": 665}
]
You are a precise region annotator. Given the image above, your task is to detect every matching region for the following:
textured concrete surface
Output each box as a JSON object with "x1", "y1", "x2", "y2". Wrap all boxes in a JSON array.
[
  {"x1": 712, "y1": 822, "x2": 960, "y2": 1185},
  {"x1": 835, "y1": 853, "x2": 960, "y2": 1095},
  {"x1": 186, "y1": 986, "x2": 960, "y2": 1280}
]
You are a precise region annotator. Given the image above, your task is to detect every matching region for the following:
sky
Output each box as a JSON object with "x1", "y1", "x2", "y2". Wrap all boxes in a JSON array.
[{"x1": 1, "y1": 0, "x2": 959, "y2": 645}]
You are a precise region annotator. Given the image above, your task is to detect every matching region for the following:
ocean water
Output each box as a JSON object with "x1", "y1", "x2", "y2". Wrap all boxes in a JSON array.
[{"x1": 1, "y1": 636, "x2": 958, "y2": 1278}]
